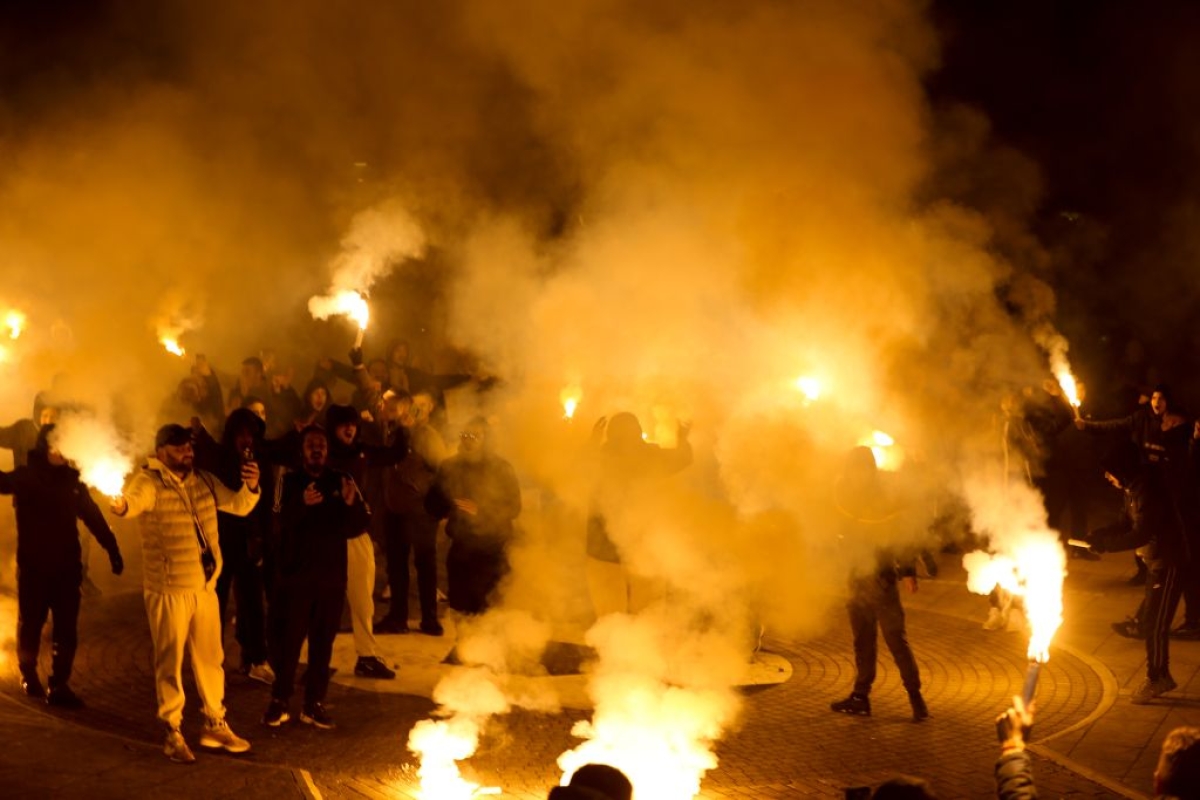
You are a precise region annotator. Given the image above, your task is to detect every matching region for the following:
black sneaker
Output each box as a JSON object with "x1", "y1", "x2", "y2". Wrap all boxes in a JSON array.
[
  {"x1": 831, "y1": 694, "x2": 871, "y2": 716},
  {"x1": 909, "y1": 691, "x2": 929, "y2": 722},
  {"x1": 46, "y1": 685, "x2": 84, "y2": 709},
  {"x1": 1172, "y1": 623, "x2": 1200, "y2": 640},
  {"x1": 375, "y1": 617, "x2": 410, "y2": 634},
  {"x1": 354, "y1": 656, "x2": 396, "y2": 680},
  {"x1": 1112, "y1": 618, "x2": 1144, "y2": 639},
  {"x1": 19, "y1": 670, "x2": 44, "y2": 699},
  {"x1": 262, "y1": 699, "x2": 290, "y2": 727},
  {"x1": 300, "y1": 703, "x2": 336, "y2": 730},
  {"x1": 419, "y1": 620, "x2": 444, "y2": 637}
]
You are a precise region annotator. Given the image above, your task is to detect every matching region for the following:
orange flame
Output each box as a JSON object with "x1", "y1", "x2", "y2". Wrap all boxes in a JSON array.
[
  {"x1": 857, "y1": 429, "x2": 904, "y2": 471},
  {"x1": 160, "y1": 337, "x2": 185, "y2": 357},
  {"x1": 5, "y1": 310, "x2": 25, "y2": 340},
  {"x1": 964, "y1": 536, "x2": 1065, "y2": 662},
  {"x1": 561, "y1": 385, "x2": 582, "y2": 420},
  {"x1": 794, "y1": 375, "x2": 822, "y2": 402}
]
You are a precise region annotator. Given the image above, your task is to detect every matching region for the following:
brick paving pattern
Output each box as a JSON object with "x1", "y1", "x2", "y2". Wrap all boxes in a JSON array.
[{"x1": 2, "y1": 585, "x2": 1125, "y2": 799}]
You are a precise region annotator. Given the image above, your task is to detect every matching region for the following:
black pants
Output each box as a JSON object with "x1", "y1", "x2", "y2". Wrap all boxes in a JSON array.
[
  {"x1": 270, "y1": 578, "x2": 345, "y2": 707},
  {"x1": 848, "y1": 576, "x2": 921, "y2": 696},
  {"x1": 383, "y1": 510, "x2": 439, "y2": 626},
  {"x1": 17, "y1": 563, "x2": 82, "y2": 688},
  {"x1": 446, "y1": 543, "x2": 508, "y2": 615},
  {"x1": 215, "y1": 531, "x2": 268, "y2": 666},
  {"x1": 1145, "y1": 561, "x2": 1185, "y2": 681}
]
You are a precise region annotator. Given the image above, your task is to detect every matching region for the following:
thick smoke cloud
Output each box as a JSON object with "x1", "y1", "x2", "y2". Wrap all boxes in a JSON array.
[{"x1": 1, "y1": 0, "x2": 1071, "y2": 792}]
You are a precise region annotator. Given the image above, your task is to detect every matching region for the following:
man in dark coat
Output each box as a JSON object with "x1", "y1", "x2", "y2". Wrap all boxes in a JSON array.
[
  {"x1": 426, "y1": 416, "x2": 521, "y2": 616},
  {"x1": 263, "y1": 426, "x2": 368, "y2": 730},
  {"x1": 0, "y1": 424, "x2": 124, "y2": 706}
]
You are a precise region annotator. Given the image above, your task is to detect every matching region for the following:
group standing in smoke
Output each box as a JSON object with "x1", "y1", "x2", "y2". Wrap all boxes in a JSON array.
[{"x1": 0, "y1": 341, "x2": 525, "y2": 761}]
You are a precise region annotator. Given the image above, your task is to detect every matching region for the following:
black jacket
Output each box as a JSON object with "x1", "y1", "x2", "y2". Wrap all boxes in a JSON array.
[
  {"x1": 0, "y1": 452, "x2": 120, "y2": 570},
  {"x1": 426, "y1": 453, "x2": 521, "y2": 554},
  {"x1": 276, "y1": 467, "x2": 369, "y2": 585}
]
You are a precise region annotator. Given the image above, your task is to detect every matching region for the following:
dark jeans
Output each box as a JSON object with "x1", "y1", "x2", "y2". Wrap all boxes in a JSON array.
[
  {"x1": 1145, "y1": 561, "x2": 1185, "y2": 680},
  {"x1": 383, "y1": 510, "x2": 439, "y2": 626},
  {"x1": 215, "y1": 531, "x2": 268, "y2": 666},
  {"x1": 848, "y1": 576, "x2": 921, "y2": 696},
  {"x1": 447, "y1": 543, "x2": 508, "y2": 615},
  {"x1": 18, "y1": 563, "x2": 82, "y2": 687},
  {"x1": 270, "y1": 578, "x2": 345, "y2": 707}
]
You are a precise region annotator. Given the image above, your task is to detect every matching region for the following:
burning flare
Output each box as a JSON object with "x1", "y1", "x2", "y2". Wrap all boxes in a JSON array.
[
  {"x1": 160, "y1": 336, "x2": 185, "y2": 357},
  {"x1": 793, "y1": 375, "x2": 822, "y2": 402},
  {"x1": 308, "y1": 289, "x2": 370, "y2": 347},
  {"x1": 5, "y1": 309, "x2": 25, "y2": 339},
  {"x1": 964, "y1": 535, "x2": 1065, "y2": 663},
  {"x1": 560, "y1": 385, "x2": 582, "y2": 420},
  {"x1": 49, "y1": 415, "x2": 133, "y2": 499},
  {"x1": 858, "y1": 429, "x2": 904, "y2": 472}
]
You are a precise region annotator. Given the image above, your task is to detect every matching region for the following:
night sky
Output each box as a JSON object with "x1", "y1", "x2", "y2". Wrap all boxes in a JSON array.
[{"x1": 2, "y1": 1, "x2": 1198, "y2": 411}]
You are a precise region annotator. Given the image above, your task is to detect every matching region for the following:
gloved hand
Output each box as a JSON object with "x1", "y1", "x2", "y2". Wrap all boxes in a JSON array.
[
  {"x1": 349, "y1": 347, "x2": 365, "y2": 367},
  {"x1": 109, "y1": 550, "x2": 125, "y2": 576}
]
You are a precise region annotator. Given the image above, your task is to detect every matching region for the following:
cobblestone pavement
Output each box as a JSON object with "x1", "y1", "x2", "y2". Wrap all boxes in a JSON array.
[{"x1": 0, "y1": 561, "x2": 1133, "y2": 800}]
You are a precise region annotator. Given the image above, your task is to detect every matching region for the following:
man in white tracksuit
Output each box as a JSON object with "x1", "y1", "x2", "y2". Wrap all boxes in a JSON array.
[{"x1": 113, "y1": 423, "x2": 261, "y2": 763}]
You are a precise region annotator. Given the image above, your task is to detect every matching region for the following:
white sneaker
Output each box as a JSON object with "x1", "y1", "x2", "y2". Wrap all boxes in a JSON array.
[
  {"x1": 983, "y1": 607, "x2": 1009, "y2": 631},
  {"x1": 164, "y1": 729, "x2": 196, "y2": 764},
  {"x1": 247, "y1": 662, "x2": 275, "y2": 686},
  {"x1": 199, "y1": 718, "x2": 251, "y2": 753}
]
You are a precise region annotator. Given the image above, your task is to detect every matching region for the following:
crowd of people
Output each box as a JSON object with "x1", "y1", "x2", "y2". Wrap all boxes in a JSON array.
[{"x1": 5, "y1": 339, "x2": 1200, "y2": 797}]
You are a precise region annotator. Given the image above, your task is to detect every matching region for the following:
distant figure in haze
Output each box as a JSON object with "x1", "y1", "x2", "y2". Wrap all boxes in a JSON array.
[
  {"x1": 585, "y1": 412, "x2": 692, "y2": 617},
  {"x1": 548, "y1": 763, "x2": 633, "y2": 800},
  {"x1": 426, "y1": 416, "x2": 522, "y2": 617},
  {"x1": 0, "y1": 424, "x2": 124, "y2": 708},
  {"x1": 226, "y1": 356, "x2": 266, "y2": 417},
  {"x1": 829, "y1": 446, "x2": 928, "y2": 722},
  {"x1": 0, "y1": 394, "x2": 60, "y2": 469}
]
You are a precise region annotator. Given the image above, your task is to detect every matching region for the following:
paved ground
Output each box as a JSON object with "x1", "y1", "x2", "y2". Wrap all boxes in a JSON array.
[{"x1": 1, "y1": 524, "x2": 1194, "y2": 798}]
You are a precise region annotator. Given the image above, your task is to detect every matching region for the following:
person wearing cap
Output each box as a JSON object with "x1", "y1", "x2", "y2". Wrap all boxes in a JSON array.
[
  {"x1": 0, "y1": 424, "x2": 124, "y2": 708},
  {"x1": 111, "y1": 422, "x2": 261, "y2": 764}
]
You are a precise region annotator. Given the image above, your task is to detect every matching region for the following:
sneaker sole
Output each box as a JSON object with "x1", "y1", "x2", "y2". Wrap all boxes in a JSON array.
[
  {"x1": 263, "y1": 712, "x2": 290, "y2": 727},
  {"x1": 299, "y1": 714, "x2": 336, "y2": 730},
  {"x1": 165, "y1": 749, "x2": 197, "y2": 764},
  {"x1": 198, "y1": 736, "x2": 251, "y2": 754}
]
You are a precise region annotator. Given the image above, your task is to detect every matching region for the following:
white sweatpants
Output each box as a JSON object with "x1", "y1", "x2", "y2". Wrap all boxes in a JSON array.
[
  {"x1": 347, "y1": 534, "x2": 378, "y2": 658},
  {"x1": 143, "y1": 588, "x2": 226, "y2": 729}
]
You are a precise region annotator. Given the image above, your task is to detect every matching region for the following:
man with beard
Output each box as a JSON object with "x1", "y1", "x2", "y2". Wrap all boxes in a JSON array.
[
  {"x1": 112, "y1": 424, "x2": 260, "y2": 763},
  {"x1": 426, "y1": 416, "x2": 522, "y2": 617},
  {"x1": 0, "y1": 424, "x2": 124, "y2": 707},
  {"x1": 263, "y1": 425, "x2": 368, "y2": 730}
]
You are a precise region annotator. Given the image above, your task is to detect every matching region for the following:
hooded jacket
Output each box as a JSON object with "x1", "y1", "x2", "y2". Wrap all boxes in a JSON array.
[{"x1": 0, "y1": 448, "x2": 119, "y2": 571}]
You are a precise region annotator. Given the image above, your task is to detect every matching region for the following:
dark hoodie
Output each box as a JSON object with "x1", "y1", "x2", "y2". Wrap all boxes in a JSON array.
[
  {"x1": 0, "y1": 425, "x2": 119, "y2": 570},
  {"x1": 195, "y1": 408, "x2": 275, "y2": 553}
]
